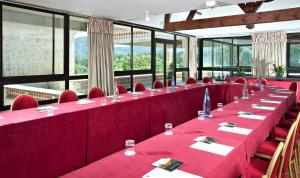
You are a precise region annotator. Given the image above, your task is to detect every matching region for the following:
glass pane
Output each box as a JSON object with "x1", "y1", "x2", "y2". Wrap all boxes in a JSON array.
[
  {"x1": 69, "y1": 16, "x2": 88, "y2": 75},
  {"x1": 155, "y1": 31, "x2": 174, "y2": 40},
  {"x1": 203, "y1": 41, "x2": 213, "y2": 67},
  {"x1": 202, "y1": 70, "x2": 212, "y2": 78},
  {"x1": 223, "y1": 71, "x2": 231, "y2": 79},
  {"x1": 133, "y1": 28, "x2": 151, "y2": 70},
  {"x1": 69, "y1": 79, "x2": 88, "y2": 95},
  {"x1": 114, "y1": 75, "x2": 131, "y2": 90},
  {"x1": 54, "y1": 15, "x2": 64, "y2": 74},
  {"x1": 213, "y1": 71, "x2": 222, "y2": 80},
  {"x1": 233, "y1": 46, "x2": 238, "y2": 66},
  {"x1": 113, "y1": 25, "x2": 131, "y2": 71},
  {"x1": 155, "y1": 43, "x2": 164, "y2": 83},
  {"x1": 289, "y1": 44, "x2": 300, "y2": 67},
  {"x1": 133, "y1": 74, "x2": 152, "y2": 89},
  {"x1": 176, "y1": 71, "x2": 189, "y2": 84},
  {"x1": 213, "y1": 43, "x2": 222, "y2": 68},
  {"x1": 223, "y1": 44, "x2": 230, "y2": 67},
  {"x1": 239, "y1": 46, "x2": 252, "y2": 66},
  {"x1": 4, "y1": 81, "x2": 65, "y2": 106},
  {"x1": 3, "y1": 6, "x2": 55, "y2": 76},
  {"x1": 166, "y1": 44, "x2": 174, "y2": 81},
  {"x1": 176, "y1": 36, "x2": 189, "y2": 68}
]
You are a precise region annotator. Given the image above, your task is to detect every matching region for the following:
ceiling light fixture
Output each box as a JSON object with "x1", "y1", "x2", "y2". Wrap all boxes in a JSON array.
[
  {"x1": 145, "y1": 11, "x2": 150, "y2": 21},
  {"x1": 205, "y1": 0, "x2": 217, "y2": 7}
]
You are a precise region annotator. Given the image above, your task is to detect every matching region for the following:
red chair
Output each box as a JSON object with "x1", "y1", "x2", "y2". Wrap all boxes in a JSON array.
[
  {"x1": 234, "y1": 77, "x2": 247, "y2": 84},
  {"x1": 167, "y1": 79, "x2": 172, "y2": 87},
  {"x1": 117, "y1": 84, "x2": 127, "y2": 94},
  {"x1": 202, "y1": 77, "x2": 212, "y2": 83},
  {"x1": 289, "y1": 82, "x2": 298, "y2": 93},
  {"x1": 225, "y1": 77, "x2": 233, "y2": 83},
  {"x1": 186, "y1": 77, "x2": 197, "y2": 84},
  {"x1": 249, "y1": 142, "x2": 284, "y2": 178},
  {"x1": 255, "y1": 121, "x2": 298, "y2": 178},
  {"x1": 135, "y1": 83, "x2": 145, "y2": 92},
  {"x1": 254, "y1": 78, "x2": 269, "y2": 85},
  {"x1": 88, "y1": 87, "x2": 105, "y2": 99},
  {"x1": 153, "y1": 80, "x2": 163, "y2": 89},
  {"x1": 10, "y1": 95, "x2": 39, "y2": 111},
  {"x1": 58, "y1": 90, "x2": 78, "y2": 104}
]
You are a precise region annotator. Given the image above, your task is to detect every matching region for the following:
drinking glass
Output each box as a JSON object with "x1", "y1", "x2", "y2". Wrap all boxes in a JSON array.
[
  {"x1": 101, "y1": 98, "x2": 107, "y2": 105},
  {"x1": 198, "y1": 110, "x2": 204, "y2": 119},
  {"x1": 234, "y1": 96, "x2": 239, "y2": 103},
  {"x1": 164, "y1": 123, "x2": 173, "y2": 135},
  {"x1": 149, "y1": 88, "x2": 154, "y2": 96},
  {"x1": 251, "y1": 90, "x2": 255, "y2": 96},
  {"x1": 124, "y1": 140, "x2": 136, "y2": 156},
  {"x1": 217, "y1": 103, "x2": 223, "y2": 111},
  {"x1": 47, "y1": 107, "x2": 54, "y2": 116},
  {"x1": 184, "y1": 84, "x2": 189, "y2": 90}
]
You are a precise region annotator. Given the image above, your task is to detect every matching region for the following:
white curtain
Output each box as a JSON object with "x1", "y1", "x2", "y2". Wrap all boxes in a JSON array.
[
  {"x1": 252, "y1": 32, "x2": 287, "y2": 78},
  {"x1": 189, "y1": 37, "x2": 198, "y2": 79},
  {"x1": 88, "y1": 17, "x2": 114, "y2": 95}
]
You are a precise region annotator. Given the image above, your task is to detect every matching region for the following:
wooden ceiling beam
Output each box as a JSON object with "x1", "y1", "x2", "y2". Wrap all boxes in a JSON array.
[
  {"x1": 164, "y1": 14, "x2": 171, "y2": 24},
  {"x1": 186, "y1": 10, "x2": 197, "y2": 21},
  {"x1": 164, "y1": 7, "x2": 300, "y2": 31},
  {"x1": 238, "y1": 1, "x2": 263, "y2": 14},
  {"x1": 238, "y1": 1, "x2": 263, "y2": 29}
]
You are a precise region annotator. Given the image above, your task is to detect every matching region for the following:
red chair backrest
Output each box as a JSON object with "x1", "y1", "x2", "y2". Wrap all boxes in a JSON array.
[
  {"x1": 88, "y1": 87, "x2": 105, "y2": 99},
  {"x1": 235, "y1": 77, "x2": 247, "y2": 84},
  {"x1": 135, "y1": 83, "x2": 145, "y2": 92},
  {"x1": 289, "y1": 82, "x2": 298, "y2": 93},
  {"x1": 167, "y1": 80, "x2": 172, "y2": 87},
  {"x1": 203, "y1": 77, "x2": 212, "y2": 83},
  {"x1": 225, "y1": 77, "x2": 232, "y2": 83},
  {"x1": 153, "y1": 80, "x2": 163, "y2": 89},
  {"x1": 117, "y1": 84, "x2": 127, "y2": 94},
  {"x1": 254, "y1": 78, "x2": 269, "y2": 85},
  {"x1": 186, "y1": 77, "x2": 197, "y2": 84},
  {"x1": 58, "y1": 90, "x2": 78, "y2": 104},
  {"x1": 11, "y1": 95, "x2": 39, "y2": 111}
]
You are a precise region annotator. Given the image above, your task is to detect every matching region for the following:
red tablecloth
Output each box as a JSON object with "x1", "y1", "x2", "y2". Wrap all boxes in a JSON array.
[
  {"x1": 61, "y1": 86, "x2": 295, "y2": 178},
  {"x1": 0, "y1": 83, "x2": 295, "y2": 178}
]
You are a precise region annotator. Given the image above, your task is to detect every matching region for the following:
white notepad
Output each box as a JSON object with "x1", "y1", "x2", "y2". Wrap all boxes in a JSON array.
[
  {"x1": 143, "y1": 168, "x2": 202, "y2": 178},
  {"x1": 269, "y1": 94, "x2": 288, "y2": 98},
  {"x1": 252, "y1": 106, "x2": 275, "y2": 111},
  {"x1": 217, "y1": 126, "x2": 252, "y2": 135},
  {"x1": 260, "y1": 99, "x2": 281, "y2": 104},
  {"x1": 36, "y1": 106, "x2": 58, "y2": 112},
  {"x1": 276, "y1": 91, "x2": 293, "y2": 94},
  {"x1": 190, "y1": 142, "x2": 234, "y2": 156},
  {"x1": 238, "y1": 114, "x2": 266, "y2": 120}
]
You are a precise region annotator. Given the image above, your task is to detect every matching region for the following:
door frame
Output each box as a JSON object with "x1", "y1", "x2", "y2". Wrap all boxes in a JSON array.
[{"x1": 153, "y1": 38, "x2": 176, "y2": 86}]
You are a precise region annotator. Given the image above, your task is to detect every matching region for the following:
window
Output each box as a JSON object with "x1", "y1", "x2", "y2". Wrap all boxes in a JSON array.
[
  {"x1": 3, "y1": 6, "x2": 64, "y2": 76},
  {"x1": 213, "y1": 43, "x2": 222, "y2": 68},
  {"x1": 4, "y1": 81, "x2": 65, "y2": 106},
  {"x1": 133, "y1": 28, "x2": 151, "y2": 70},
  {"x1": 113, "y1": 25, "x2": 131, "y2": 71},
  {"x1": 203, "y1": 41, "x2": 213, "y2": 67},
  {"x1": 288, "y1": 43, "x2": 300, "y2": 77},
  {"x1": 239, "y1": 46, "x2": 252, "y2": 66},
  {"x1": 176, "y1": 36, "x2": 188, "y2": 68},
  {"x1": 69, "y1": 16, "x2": 88, "y2": 75}
]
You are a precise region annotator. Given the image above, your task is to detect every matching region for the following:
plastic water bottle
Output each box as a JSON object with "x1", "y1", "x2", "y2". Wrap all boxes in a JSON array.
[
  {"x1": 171, "y1": 80, "x2": 176, "y2": 92},
  {"x1": 203, "y1": 88, "x2": 211, "y2": 118},
  {"x1": 258, "y1": 76, "x2": 264, "y2": 90}
]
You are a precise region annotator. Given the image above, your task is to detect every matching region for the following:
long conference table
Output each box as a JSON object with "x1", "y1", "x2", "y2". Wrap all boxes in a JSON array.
[{"x1": 0, "y1": 83, "x2": 296, "y2": 178}]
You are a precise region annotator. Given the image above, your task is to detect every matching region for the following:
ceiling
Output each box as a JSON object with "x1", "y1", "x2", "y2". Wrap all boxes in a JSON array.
[{"x1": 8, "y1": 0, "x2": 252, "y2": 20}]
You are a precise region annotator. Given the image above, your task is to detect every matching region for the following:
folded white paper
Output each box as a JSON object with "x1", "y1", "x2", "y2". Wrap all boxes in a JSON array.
[
  {"x1": 217, "y1": 126, "x2": 252, "y2": 135},
  {"x1": 238, "y1": 114, "x2": 266, "y2": 120},
  {"x1": 269, "y1": 94, "x2": 288, "y2": 98},
  {"x1": 276, "y1": 91, "x2": 293, "y2": 94},
  {"x1": 77, "y1": 99, "x2": 95, "y2": 105},
  {"x1": 276, "y1": 88, "x2": 289, "y2": 91},
  {"x1": 260, "y1": 99, "x2": 281, "y2": 104},
  {"x1": 143, "y1": 168, "x2": 202, "y2": 178},
  {"x1": 190, "y1": 142, "x2": 234, "y2": 156},
  {"x1": 36, "y1": 106, "x2": 58, "y2": 112},
  {"x1": 252, "y1": 106, "x2": 275, "y2": 111}
]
